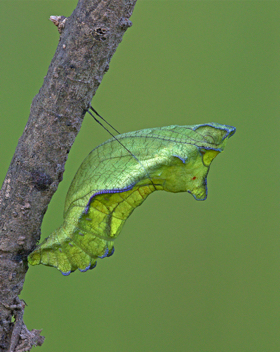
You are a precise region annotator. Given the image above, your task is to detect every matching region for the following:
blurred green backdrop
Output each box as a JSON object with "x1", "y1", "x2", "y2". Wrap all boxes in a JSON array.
[{"x1": 0, "y1": 1, "x2": 279, "y2": 351}]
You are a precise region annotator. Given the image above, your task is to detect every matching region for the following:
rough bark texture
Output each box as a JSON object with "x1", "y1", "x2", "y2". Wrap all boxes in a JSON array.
[{"x1": 0, "y1": 0, "x2": 137, "y2": 350}]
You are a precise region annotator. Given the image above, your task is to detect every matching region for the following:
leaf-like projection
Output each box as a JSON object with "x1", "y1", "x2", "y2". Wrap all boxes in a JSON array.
[{"x1": 28, "y1": 123, "x2": 236, "y2": 275}]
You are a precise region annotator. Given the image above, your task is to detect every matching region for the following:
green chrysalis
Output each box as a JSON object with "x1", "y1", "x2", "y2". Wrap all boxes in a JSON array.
[{"x1": 28, "y1": 122, "x2": 236, "y2": 275}]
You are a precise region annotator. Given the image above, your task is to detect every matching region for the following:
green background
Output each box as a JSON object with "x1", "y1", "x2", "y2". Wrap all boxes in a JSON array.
[{"x1": 0, "y1": 1, "x2": 279, "y2": 351}]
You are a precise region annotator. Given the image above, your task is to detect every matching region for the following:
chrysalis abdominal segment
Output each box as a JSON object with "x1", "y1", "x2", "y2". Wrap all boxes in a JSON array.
[{"x1": 28, "y1": 119, "x2": 236, "y2": 275}]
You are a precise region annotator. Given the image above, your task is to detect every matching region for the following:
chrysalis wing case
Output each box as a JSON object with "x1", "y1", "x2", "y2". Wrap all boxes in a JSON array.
[{"x1": 28, "y1": 123, "x2": 236, "y2": 275}]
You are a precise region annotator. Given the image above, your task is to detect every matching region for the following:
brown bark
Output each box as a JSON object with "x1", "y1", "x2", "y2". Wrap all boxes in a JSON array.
[{"x1": 0, "y1": 0, "x2": 136, "y2": 350}]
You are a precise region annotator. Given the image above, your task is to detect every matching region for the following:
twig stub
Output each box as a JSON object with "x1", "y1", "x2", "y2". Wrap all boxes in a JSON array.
[{"x1": 49, "y1": 15, "x2": 67, "y2": 34}]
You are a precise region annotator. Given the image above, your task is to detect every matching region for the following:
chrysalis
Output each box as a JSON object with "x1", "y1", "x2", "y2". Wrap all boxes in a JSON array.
[{"x1": 28, "y1": 122, "x2": 236, "y2": 275}]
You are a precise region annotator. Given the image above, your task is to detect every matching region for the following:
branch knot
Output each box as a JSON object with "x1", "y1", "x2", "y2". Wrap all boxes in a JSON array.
[{"x1": 119, "y1": 17, "x2": 133, "y2": 29}]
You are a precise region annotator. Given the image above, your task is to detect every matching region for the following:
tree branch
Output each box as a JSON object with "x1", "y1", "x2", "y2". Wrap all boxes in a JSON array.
[{"x1": 0, "y1": 0, "x2": 137, "y2": 350}]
